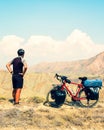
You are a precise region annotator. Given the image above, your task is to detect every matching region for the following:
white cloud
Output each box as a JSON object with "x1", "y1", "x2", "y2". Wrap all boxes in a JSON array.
[
  {"x1": 0, "y1": 35, "x2": 24, "y2": 56},
  {"x1": 0, "y1": 35, "x2": 24, "y2": 68},
  {"x1": 0, "y1": 29, "x2": 104, "y2": 69}
]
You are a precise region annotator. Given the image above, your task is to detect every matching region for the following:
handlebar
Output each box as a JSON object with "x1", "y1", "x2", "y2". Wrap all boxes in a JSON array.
[{"x1": 55, "y1": 73, "x2": 71, "y2": 84}]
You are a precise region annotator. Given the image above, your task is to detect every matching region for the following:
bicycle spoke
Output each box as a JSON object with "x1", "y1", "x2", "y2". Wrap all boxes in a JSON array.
[{"x1": 79, "y1": 89, "x2": 98, "y2": 107}]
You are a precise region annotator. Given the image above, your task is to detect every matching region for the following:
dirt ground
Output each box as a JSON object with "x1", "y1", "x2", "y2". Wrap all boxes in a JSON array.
[
  {"x1": 0, "y1": 97, "x2": 104, "y2": 130},
  {"x1": 0, "y1": 71, "x2": 104, "y2": 130}
]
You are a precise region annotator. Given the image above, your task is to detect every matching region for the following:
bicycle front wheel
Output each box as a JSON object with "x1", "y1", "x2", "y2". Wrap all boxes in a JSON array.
[
  {"x1": 43, "y1": 90, "x2": 55, "y2": 106},
  {"x1": 79, "y1": 89, "x2": 98, "y2": 108}
]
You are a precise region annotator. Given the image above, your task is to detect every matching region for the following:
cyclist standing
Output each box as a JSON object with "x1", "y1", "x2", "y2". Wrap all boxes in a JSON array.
[{"x1": 6, "y1": 49, "x2": 27, "y2": 105}]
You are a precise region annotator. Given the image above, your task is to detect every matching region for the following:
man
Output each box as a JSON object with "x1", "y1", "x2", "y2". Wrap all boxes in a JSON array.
[{"x1": 6, "y1": 49, "x2": 27, "y2": 105}]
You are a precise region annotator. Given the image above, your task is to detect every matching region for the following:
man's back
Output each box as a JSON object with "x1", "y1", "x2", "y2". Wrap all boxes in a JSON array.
[{"x1": 12, "y1": 57, "x2": 23, "y2": 74}]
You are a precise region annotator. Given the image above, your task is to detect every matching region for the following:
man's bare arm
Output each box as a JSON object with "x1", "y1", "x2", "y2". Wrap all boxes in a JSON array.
[
  {"x1": 23, "y1": 62, "x2": 28, "y2": 76},
  {"x1": 6, "y1": 62, "x2": 12, "y2": 74}
]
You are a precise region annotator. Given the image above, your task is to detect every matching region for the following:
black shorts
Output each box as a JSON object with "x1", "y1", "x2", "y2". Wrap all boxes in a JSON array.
[{"x1": 12, "y1": 74, "x2": 23, "y2": 89}]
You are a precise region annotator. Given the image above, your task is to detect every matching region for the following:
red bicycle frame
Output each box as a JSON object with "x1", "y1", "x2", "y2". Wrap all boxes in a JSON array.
[{"x1": 61, "y1": 81, "x2": 86, "y2": 101}]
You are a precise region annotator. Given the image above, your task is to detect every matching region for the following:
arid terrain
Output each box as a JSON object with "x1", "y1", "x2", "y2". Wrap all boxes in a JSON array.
[
  {"x1": 0, "y1": 70, "x2": 104, "y2": 130},
  {"x1": 0, "y1": 96, "x2": 104, "y2": 130},
  {"x1": 29, "y1": 51, "x2": 104, "y2": 75},
  {"x1": 0, "y1": 51, "x2": 104, "y2": 130}
]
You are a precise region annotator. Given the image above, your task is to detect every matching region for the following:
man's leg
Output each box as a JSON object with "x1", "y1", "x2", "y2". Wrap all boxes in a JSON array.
[
  {"x1": 15, "y1": 88, "x2": 22, "y2": 104},
  {"x1": 12, "y1": 89, "x2": 16, "y2": 102},
  {"x1": 14, "y1": 75, "x2": 23, "y2": 104}
]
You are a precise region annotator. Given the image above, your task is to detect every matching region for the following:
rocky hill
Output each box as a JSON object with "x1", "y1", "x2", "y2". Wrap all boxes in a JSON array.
[
  {"x1": 29, "y1": 51, "x2": 104, "y2": 75},
  {"x1": 0, "y1": 51, "x2": 104, "y2": 130}
]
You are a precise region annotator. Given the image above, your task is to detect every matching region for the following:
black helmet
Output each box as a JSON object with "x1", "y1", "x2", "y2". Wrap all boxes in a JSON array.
[{"x1": 17, "y1": 49, "x2": 25, "y2": 56}]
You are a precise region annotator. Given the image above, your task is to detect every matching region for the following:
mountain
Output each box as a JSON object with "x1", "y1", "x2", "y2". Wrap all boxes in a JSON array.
[{"x1": 29, "y1": 51, "x2": 104, "y2": 75}]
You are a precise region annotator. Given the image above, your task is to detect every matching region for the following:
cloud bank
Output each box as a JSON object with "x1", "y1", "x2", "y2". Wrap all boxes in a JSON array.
[{"x1": 0, "y1": 29, "x2": 104, "y2": 69}]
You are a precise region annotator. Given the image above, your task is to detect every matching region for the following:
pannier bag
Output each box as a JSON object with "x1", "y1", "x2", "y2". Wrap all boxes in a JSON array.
[
  {"x1": 55, "y1": 90, "x2": 66, "y2": 106},
  {"x1": 51, "y1": 89, "x2": 56, "y2": 99},
  {"x1": 85, "y1": 87, "x2": 99, "y2": 100},
  {"x1": 50, "y1": 85, "x2": 61, "y2": 99},
  {"x1": 83, "y1": 79, "x2": 102, "y2": 88},
  {"x1": 50, "y1": 86, "x2": 66, "y2": 106}
]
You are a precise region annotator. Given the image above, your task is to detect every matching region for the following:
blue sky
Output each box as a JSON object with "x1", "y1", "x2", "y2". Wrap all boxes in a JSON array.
[
  {"x1": 0, "y1": 0, "x2": 104, "y2": 69},
  {"x1": 0, "y1": 0, "x2": 104, "y2": 43}
]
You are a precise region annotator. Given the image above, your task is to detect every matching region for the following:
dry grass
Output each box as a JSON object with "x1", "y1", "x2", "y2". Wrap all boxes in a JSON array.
[{"x1": 0, "y1": 71, "x2": 104, "y2": 130}]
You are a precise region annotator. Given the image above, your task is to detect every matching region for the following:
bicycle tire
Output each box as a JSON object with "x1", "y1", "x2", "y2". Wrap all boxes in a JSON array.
[
  {"x1": 43, "y1": 90, "x2": 55, "y2": 106},
  {"x1": 79, "y1": 89, "x2": 98, "y2": 108},
  {"x1": 44, "y1": 89, "x2": 67, "y2": 107}
]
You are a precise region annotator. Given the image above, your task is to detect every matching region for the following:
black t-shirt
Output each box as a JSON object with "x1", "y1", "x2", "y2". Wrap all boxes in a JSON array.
[{"x1": 11, "y1": 57, "x2": 24, "y2": 74}]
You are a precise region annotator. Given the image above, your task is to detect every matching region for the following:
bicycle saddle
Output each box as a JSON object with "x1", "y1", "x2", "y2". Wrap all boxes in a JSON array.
[{"x1": 79, "y1": 77, "x2": 87, "y2": 81}]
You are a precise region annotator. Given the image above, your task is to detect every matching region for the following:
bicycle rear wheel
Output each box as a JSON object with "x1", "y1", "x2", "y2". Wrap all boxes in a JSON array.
[{"x1": 79, "y1": 89, "x2": 98, "y2": 108}]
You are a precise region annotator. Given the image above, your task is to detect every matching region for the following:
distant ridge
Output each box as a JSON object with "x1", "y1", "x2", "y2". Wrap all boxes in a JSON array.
[{"x1": 29, "y1": 51, "x2": 104, "y2": 75}]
